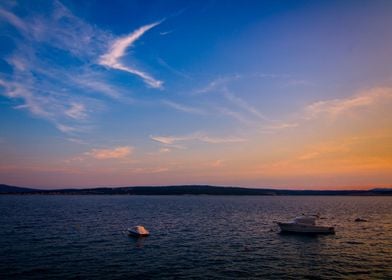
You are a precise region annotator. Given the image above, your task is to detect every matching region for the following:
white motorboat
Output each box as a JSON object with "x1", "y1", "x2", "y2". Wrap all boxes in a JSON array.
[
  {"x1": 128, "y1": 225, "x2": 150, "y2": 237},
  {"x1": 277, "y1": 215, "x2": 335, "y2": 234}
]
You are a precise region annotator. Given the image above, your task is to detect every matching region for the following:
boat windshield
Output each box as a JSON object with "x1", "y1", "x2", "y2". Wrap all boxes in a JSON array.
[{"x1": 293, "y1": 216, "x2": 316, "y2": 225}]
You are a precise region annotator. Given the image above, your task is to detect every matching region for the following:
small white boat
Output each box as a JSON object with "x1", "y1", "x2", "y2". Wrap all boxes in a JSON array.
[
  {"x1": 277, "y1": 215, "x2": 335, "y2": 234},
  {"x1": 128, "y1": 225, "x2": 150, "y2": 237}
]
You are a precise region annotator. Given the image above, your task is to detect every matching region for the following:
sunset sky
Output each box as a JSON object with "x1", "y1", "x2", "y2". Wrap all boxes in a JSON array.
[{"x1": 1, "y1": 0, "x2": 392, "y2": 189}]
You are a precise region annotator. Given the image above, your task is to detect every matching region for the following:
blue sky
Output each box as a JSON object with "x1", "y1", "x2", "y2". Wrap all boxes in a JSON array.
[{"x1": 1, "y1": 0, "x2": 392, "y2": 188}]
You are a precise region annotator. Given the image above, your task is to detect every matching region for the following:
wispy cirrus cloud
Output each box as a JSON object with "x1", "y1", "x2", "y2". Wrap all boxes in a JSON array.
[
  {"x1": 210, "y1": 159, "x2": 224, "y2": 168},
  {"x1": 162, "y1": 100, "x2": 206, "y2": 115},
  {"x1": 195, "y1": 74, "x2": 241, "y2": 94},
  {"x1": 150, "y1": 132, "x2": 246, "y2": 145},
  {"x1": 0, "y1": 1, "x2": 164, "y2": 135},
  {"x1": 304, "y1": 87, "x2": 392, "y2": 119},
  {"x1": 0, "y1": 79, "x2": 50, "y2": 118},
  {"x1": 65, "y1": 103, "x2": 87, "y2": 120},
  {"x1": 130, "y1": 167, "x2": 169, "y2": 174},
  {"x1": 157, "y1": 57, "x2": 191, "y2": 79},
  {"x1": 217, "y1": 107, "x2": 254, "y2": 126},
  {"x1": 0, "y1": 2, "x2": 111, "y2": 133},
  {"x1": 0, "y1": 7, "x2": 27, "y2": 32},
  {"x1": 159, "y1": 147, "x2": 171, "y2": 153},
  {"x1": 194, "y1": 74, "x2": 299, "y2": 134},
  {"x1": 86, "y1": 146, "x2": 133, "y2": 159},
  {"x1": 297, "y1": 140, "x2": 352, "y2": 161},
  {"x1": 222, "y1": 89, "x2": 272, "y2": 122},
  {"x1": 251, "y1": 87, "x2": 392, "y2": 134},
  {"x1": 99, "y1": 21, "x2": 164, "y2": 89},
  {"x1": 160, "y1": 30, "x2": 173, "y2": 36},
  {"x1": 195, "y1": 73, "x2": 287, "y2": 94},
  {"x1": 56, "y1": 123, "x2": 79, "y2": 133},
  {"x1": 258, "y1": 122, "x2": 299, "y2": 133},
  {"x1": 0, "y1": 76, "x2": 97, "y2": 134},
  {"x1": 72, "y1": 75, "x2": 122, "y2": 100},
  {"x1": 197, "y1": 135, "x2": 246, "y2": 144},
  {"x1": 150, "y1": 135, "x2": 190, "y2": 145},
  {"x1": 67, "y1": 138, "x2": 88, "y2": 145},
  {"x1": 28, "y1": 1, "x2": 111, "y2": 58}
]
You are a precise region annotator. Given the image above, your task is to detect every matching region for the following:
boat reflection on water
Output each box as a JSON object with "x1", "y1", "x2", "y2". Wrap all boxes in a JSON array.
[{"x1": 130, "y1": 236, "x2": 148, "y2": 248}]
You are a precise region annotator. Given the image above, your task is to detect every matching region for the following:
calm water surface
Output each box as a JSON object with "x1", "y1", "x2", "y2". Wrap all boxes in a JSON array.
[{"x1": 0, "y1": 195, "x2": 391, "y2": 279}]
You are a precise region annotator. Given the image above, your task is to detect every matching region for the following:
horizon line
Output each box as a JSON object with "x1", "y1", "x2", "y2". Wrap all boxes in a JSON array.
[{"x1": 1, "y1": 183, "x2": 391, "y2": 192}]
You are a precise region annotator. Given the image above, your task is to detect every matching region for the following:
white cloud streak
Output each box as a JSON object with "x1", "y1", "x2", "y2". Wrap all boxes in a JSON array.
[
  {"x1": 56, "y1": 123, "x2": 78, "y2": 133},
  {"x1": 160, "y1": 30, "x2": 173, "y2": 36},
  {"x1": 195, "y1": 73, "x2": 286, "y2": 94},
  {"x1": 67, "y1": 138, "x2": 87, "y2": 145},
  {"x1": 162, "y1": 100, "x2": 206, "y2": 115},
  {"x1": 0, "y1": 2, "x2": 158, "y2": 134},
  {"x1": 157, "y1": 57, "x2": 191, "y2": 79},
  {"x1": 150, "y1": 135, "x2": 189, "y2": 145},
  {"x1": 1, "y1": 79, "x2": 51, "y2": 118},
  {"x1": 0, "y1": 3, "x2": 106, "y2": 133},
  {"x1": 305, "y1": 87, "x2": 392, "y2": 119},
  {"x1": 217, "y1": 107, "x2": 254, "y2": 125},
  {"x1": 99, "y1": 21, "x2": 164, "y2": 89},
  {"x1": 73, "y1": 77, "x2": 122, "y2": 99},
  {"x1": 223, "y1": 90, "x2": 272, "y2": 121},
  {"x1": 86, "y1": 146, "x2": 133, "y2": 159},
  {"x1": 196, "y1": 75, "x2": 241, "y2": 94},
  {"x1": 150, "y1": 132, "x2": 246, "y2": 145},
  {"x1": 0, "y1": 8, "x2": 27, "y2": 32},
  {"x1": 65, "y1": 103, "x2": 87, "y2": 120}
]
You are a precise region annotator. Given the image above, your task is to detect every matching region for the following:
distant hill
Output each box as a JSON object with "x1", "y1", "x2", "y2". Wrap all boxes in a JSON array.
[
  {"x1": 1, "y1": 184, "x2": 392, "y2": 195},
  {"x1": 0, "y1": 184, "x2": 39, "y2": 193},
  {"x1": 371, "y1": 188, "x2": 392, "y2": 192}
]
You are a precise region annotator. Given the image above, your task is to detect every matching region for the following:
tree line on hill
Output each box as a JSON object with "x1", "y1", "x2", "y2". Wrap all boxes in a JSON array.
[{"x1": 1, "y1": 184, "x2": 391, "y2": 195}]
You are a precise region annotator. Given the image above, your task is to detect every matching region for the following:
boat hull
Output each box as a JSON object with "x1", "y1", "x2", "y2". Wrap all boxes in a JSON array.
[
  {"x1": 128, "y1": 231, "x2": 149, "y2": 237},
  {"x1": 278, "y1": 222, "x2": 335, "y2": 234}
]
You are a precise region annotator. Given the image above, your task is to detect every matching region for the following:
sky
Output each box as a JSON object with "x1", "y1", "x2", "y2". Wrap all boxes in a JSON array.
[{"x1": 0, "y1": 0, "x2": 392, "y2": 189}]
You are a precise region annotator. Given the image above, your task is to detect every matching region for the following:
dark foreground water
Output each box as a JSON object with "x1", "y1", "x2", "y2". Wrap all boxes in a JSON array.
[{"x1": 0, "y1": 195, "x2": 391, "y2": 279}]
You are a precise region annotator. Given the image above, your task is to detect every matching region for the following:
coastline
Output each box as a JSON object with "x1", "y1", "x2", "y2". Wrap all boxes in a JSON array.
[{"x1": 1, "y1": 184, "x2": 392, "y2": 196}]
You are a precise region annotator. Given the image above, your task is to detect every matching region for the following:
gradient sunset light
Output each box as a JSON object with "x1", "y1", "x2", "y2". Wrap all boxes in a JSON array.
[{"x1": 0, "y1": 0, "x2": 391, "y2": 189}]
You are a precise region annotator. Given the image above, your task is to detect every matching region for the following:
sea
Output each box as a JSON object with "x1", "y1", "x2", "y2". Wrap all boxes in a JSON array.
[{"x1": 0, "y1": 195, "x2": 391, "y2": 279}]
